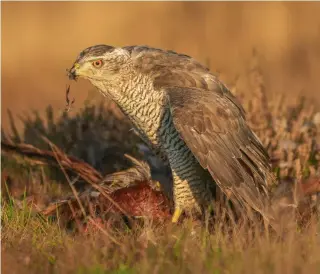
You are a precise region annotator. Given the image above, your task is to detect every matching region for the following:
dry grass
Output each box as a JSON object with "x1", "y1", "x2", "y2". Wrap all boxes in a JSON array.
[
  {"x1": 1, "y1": 52, "x2": 320, "y2": 273},
  {"x1": 2, "y1": 198, "x2": 320, "y2": 274}
]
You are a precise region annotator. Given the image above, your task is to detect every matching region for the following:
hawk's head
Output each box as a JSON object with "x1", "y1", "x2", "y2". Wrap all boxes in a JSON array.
[{"x1": 68, "y1": 45, "x2": 131, "y2": 83}]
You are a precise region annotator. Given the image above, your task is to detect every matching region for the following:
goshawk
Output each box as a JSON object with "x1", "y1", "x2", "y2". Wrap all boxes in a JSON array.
[{"x1": 68, "y1": 45, "x2": 275, "y2": 223}]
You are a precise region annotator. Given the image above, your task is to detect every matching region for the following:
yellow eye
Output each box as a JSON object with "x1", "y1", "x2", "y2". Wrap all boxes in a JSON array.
[{"x1": 92, "y1": 59, "x2": 103, "y2": 68}]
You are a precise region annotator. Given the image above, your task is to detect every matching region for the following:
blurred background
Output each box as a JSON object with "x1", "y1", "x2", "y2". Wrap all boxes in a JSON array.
[{"x1": 2, "y1": 2, "x2": 320, "y2": 132}]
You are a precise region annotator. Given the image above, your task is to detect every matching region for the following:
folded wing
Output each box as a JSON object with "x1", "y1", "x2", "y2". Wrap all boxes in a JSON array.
[{"x1": 166, "y1": 86, "x2": 275, "y2": 220}]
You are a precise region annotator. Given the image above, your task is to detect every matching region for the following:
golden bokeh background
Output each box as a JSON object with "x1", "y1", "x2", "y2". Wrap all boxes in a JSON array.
[{"x1": 2, "y1": 2, "x2": 320, "y2": 132}]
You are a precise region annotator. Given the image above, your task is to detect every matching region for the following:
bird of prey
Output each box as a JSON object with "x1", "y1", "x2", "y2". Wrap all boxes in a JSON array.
[{"x1": 68, "y1": 45, "x2": 275, "y2": 224}]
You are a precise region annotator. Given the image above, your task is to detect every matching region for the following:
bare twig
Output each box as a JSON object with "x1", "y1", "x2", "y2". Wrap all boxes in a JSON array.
[
  {"x1": 1, "y1": 140, "x2": 103, "y2": 184},
  {"x1": 87, "y1": 216, "x2": 121, "y2": 245},
  {"x1": 65, "y1": 85, "x2": 75, "y2": 112},
  {"x1": 40, "y1": 136, "x2": 132, "y2": 219},
  {"x1": 49, "y1": 143, "x2": 87, "y2": 218}
]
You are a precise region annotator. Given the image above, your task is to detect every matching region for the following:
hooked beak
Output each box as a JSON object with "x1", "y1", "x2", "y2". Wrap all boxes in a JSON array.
[{"x1": 67, "y1": 63, "x2": 80, "y2": 81}]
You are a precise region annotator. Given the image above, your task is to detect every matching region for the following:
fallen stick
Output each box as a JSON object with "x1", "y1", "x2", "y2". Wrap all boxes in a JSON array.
[{"x1": 1, "y1": 140, "x2": 103, "y2": 184}]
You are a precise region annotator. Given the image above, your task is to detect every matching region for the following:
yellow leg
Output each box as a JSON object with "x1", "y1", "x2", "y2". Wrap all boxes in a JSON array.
[
  {"x1": 155, "y1": 181, "x2": 161, "y2": 190},
  {"x1": 172, "y1": 207, "x2": 183, "y2": 223}
]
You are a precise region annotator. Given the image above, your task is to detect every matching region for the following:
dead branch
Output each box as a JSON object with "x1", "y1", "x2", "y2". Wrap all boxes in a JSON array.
[{"x1": 1, "y1": 140, "x2": 103, "y2": 184}]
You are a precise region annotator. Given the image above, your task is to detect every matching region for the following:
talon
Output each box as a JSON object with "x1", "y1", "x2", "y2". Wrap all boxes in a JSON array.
[
  {"x1": 172, "y1": 208, "x2": 183, "y2": 223},
  {"x1": 154, "y1": 181, "x2": 162, "y2": 190}
]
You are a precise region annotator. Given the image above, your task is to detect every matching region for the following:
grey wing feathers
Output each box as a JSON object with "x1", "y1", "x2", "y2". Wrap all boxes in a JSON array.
[{"x1": 166, "y1": 87, "x2": 275, "y2": 219}]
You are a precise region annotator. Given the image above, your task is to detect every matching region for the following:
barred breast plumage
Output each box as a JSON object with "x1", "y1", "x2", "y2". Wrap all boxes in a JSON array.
[{"x1": 68, "y1": 44, "x2": 276, "y2": 224}]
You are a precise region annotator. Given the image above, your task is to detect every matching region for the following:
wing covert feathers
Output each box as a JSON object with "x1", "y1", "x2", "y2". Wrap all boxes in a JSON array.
[{"x1": 167, "y1": 87, "x2": 276, "y2": 220}]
